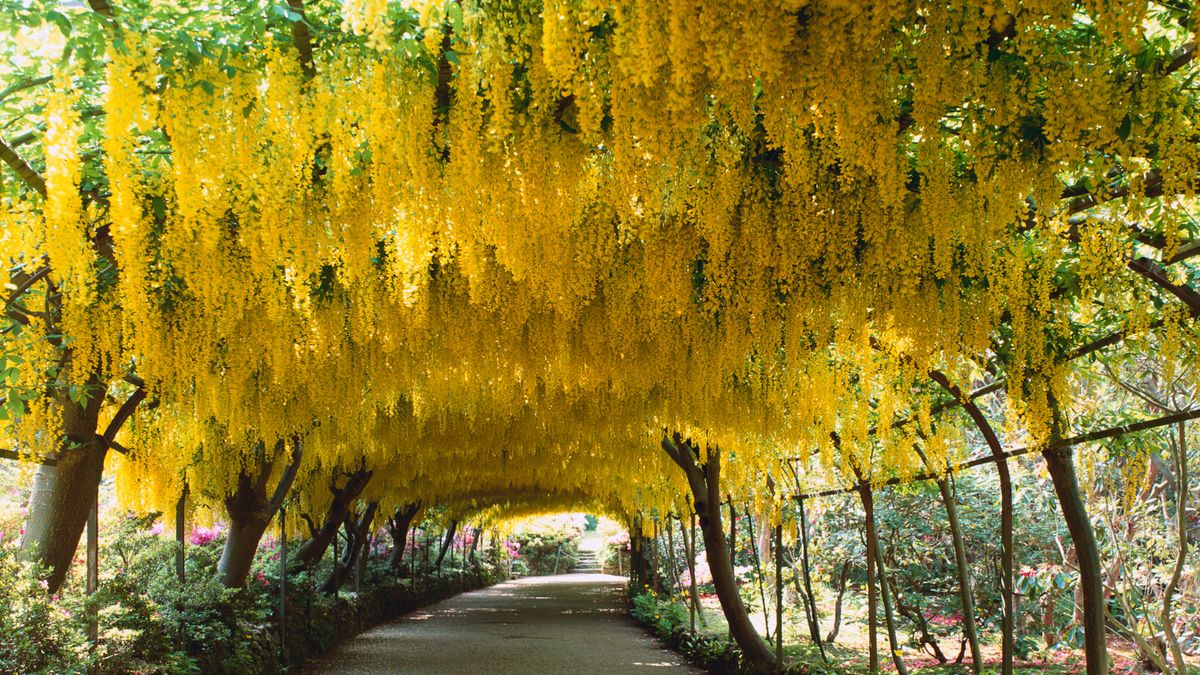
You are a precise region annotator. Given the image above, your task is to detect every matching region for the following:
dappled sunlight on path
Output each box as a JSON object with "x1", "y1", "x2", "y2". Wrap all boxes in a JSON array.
[{"x1": 304, "y1": 574, "x2": 698, "y2": 674}]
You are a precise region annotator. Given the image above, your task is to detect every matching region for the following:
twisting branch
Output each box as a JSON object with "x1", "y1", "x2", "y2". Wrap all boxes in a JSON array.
[
  {"x1": 268, "y1": 437, "x2": 305, "y2": 515},
  {"x1": 5, "y1": 265, "x2": 51, "y2": 311},
  {"x1": 1165, "y1": 41, "x2": 1196, "y2": 75},
  {"x1": 0, "y1": 138, "x2": 47, "y2": 197},
  {"x1": 99, "y1": 387, "x2": 147, "y2": 452},
  {"x1": 0, "y1": 75, "x2": 52, "y2": 104},
  {"x1": 1127, "y1": 257, "x2": 1200, "y2": 316}
]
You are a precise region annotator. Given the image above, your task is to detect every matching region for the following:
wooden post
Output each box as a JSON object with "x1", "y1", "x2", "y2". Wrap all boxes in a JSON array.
[
  {"x1": 354, "y1": 530, "x2": 362, "y2": 595},
  {"x1": 747, "y1": 510, "x2": 771, "y2": 640},
  {"x1": 175, "y1": 484, "x2": 186, "y2": 644},
  {"x1": 860, "y1": 480, "x2": 879, "y2": 674},
  {"x1": 86, "y1": 498, "x2": 98, "y2": 646},
  {"x1": 651, "y1": 520, "x2": 659, "y2": 592}
]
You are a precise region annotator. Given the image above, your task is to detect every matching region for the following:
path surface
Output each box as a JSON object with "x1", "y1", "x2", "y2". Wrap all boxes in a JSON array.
[{"x1": 304, "y1": 573, "x2": 699, "y2": 674}]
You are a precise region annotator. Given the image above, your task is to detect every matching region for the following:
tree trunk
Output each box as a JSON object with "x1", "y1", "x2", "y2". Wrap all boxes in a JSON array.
[
  {"x1": 662, "y1": 435, "x2": 777, "y2": 671},
  {"x1": 219, "y1": 498, "x2": 272, "y2": 590},
  {"x1": 871, "y1": 510, "x2": 908, "y2": 675},
  {"x1": 387, "y1": 501, "x2": 422, "y2": 572},
  {"x1": 435, "y1": 520, "x2": 457, "y2": 568},
  {"x1": 217, "y1": 440, "x2": 303, "y2": 588},
  {"x1": 683, "y1": 512, "x2": 700, "y2": 631},
  {"x1": 1043, "y1": 440, "x2": 1109, "y2": 673},
  {"x1": 826, "y1": 561, "x2": 850, "y2": 643},
  {"x1": 19, "y1": 379, "x2": 106, "y2": 593},
  {"x1": 930, "y1": 371, "x2": 1013, "y2": 675},
  {"x1": 289, "y1": 469, "x2": 372, "y2": 572},
  {"x1": 1162, "y1": 421, "x2": 1189, "y2": 674},
  {"x1": 321, "y1": 501, "x2": 378, "y2": 594},
  {"x1": 798, "y1": 495, "x2": 826, "y2": 658},
  {"x1": 936, "y1": 476, "x2": 982, "y2": 672}
]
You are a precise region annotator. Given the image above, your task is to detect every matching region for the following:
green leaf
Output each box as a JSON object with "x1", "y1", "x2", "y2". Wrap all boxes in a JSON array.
[
  {"x1": 44, "y1": 10, "x2": 71, "y2": 36},
  {"x1": 1116, "y1": 113, "x2": 1132, "y2": 141},
  {"x1": 447, "y1": 2, "x2": 464, "y2": 33}
]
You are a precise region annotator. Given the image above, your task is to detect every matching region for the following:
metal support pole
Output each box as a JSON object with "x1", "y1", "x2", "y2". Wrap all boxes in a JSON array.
[
  {"x1": 333, "y1": 527, "x2": 340, "y2": 594},
  {"x1": 175, "y1": 484, "x2": 187, "y2": 645},
  {"x1": 354, "y1": 532, "x2": 362, "y2": 596},
  {"x1": 775, "y1": 523, "x2": 784, "y2": 672},
  {"x1": 87, "y1": 498, "x2": 98, "y2": 646},
  {"x1": 175, "y1": 484, "x2": 187, "y2": 583},
  {"x1": 279, "y1": 506, "x2": 287, "y2": 664},
  {"x1": 409, "y1": 523, "x2": 417, "y2": 581}
]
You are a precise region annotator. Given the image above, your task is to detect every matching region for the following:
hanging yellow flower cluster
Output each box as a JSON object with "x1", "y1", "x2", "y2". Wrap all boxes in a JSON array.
[{"x1": 2, "y1": 0, "x2": 1197, "y2": 524}]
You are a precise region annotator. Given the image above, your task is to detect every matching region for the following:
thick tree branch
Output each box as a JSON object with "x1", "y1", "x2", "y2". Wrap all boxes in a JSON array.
[
  {"x1": 268, "y1": 438, "x2": 304, "y2": 514},
  {"x1": 0, "y1": 75, "x2": 52, "y2": 104},
  {"x1": 0, "y1": 138, "x2": 47, "y2": 197},
  {"x1": 100, "y1": 387, "x2": 146, "y2": 449},
  {"x1": 1127, "y1": 257, "x2": 1200, "y2": 316},
  {"x1": 287, "y1": 0, "x2": 316, "y2": 80}
]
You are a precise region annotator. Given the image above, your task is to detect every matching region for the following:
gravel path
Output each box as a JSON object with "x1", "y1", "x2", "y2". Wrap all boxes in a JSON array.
[{"x1": 304, "y1": 573, "x2": 699, "y2": 674}]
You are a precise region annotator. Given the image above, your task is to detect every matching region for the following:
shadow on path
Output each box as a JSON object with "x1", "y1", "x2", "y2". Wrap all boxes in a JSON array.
[{"x1": 304, "y1": 573, "x2": 699, "y2": 674}]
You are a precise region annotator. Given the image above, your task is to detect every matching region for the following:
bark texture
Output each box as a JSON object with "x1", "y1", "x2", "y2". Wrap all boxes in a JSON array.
[
  {"x1": 387, "y1": 501, "x2": 422, "y2": 572},
  {"x1": 19, "y1": 379, "x2": 106, "y2": 593},
  {"x1": 289, "y1": 468, "x2": 372, "y2": 572},
  {"x1": 217, "y1": 440, "x2": 303, "y2": 588},
  {"x1": 662, "y1": 435, "x2": 776, "y2": 672},
  {"x1": 1043, "y1": 443, "x2": 1109, "y2": 674}
]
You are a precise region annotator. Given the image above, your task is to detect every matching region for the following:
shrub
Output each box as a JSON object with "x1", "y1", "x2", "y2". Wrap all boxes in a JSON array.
[{"x1": 509, "y1": 515, "x2": 584, "y2": 576}]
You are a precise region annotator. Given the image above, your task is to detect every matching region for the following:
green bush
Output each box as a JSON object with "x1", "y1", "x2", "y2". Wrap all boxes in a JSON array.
[
  {"x1": 509, "y1": 515, "x2": 584, "y2": 576},
  {"x1": 629, "y1": 588, "x2": 737, "y2": 672},
  {"x1": 0, "y1": 511, "x2": 505, "y2": 674},
  {"x1": 0, "y1": 546, "x2": 88, "y2": 673}
]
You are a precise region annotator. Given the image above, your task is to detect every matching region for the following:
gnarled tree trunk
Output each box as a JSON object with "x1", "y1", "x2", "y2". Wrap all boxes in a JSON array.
[
  {"x1": 387, "y1": 501, "x2": 422, "y2": 572},
  {"x1": 20, "y1": 372, "x2": 140, "y2": 593},
  {"x1": 435, "y1": 519, "x2": 458, "y2": 568},
  {"x1": 662, "y1": 434, "x2": 776, "y2": 672},
  {"x1": 217, "y1": 439, "x2": 303, "y2": 588},
  {"x1": 321, "y1": 501, "x2": 378, "y2": 594},
  {"x1": 289, "y1": 468, "x2": 372, "y2": 572}
]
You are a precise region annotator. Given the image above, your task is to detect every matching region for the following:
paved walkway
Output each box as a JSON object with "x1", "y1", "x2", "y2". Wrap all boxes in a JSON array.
[{"x1": 304, "y1": 573, "x2": 698, "y2": 674}]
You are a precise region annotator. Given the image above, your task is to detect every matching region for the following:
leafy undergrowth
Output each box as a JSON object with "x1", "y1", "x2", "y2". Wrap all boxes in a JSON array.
[{"x1": 634, "y1": 591, "x2": 1191, "y2": 674}]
